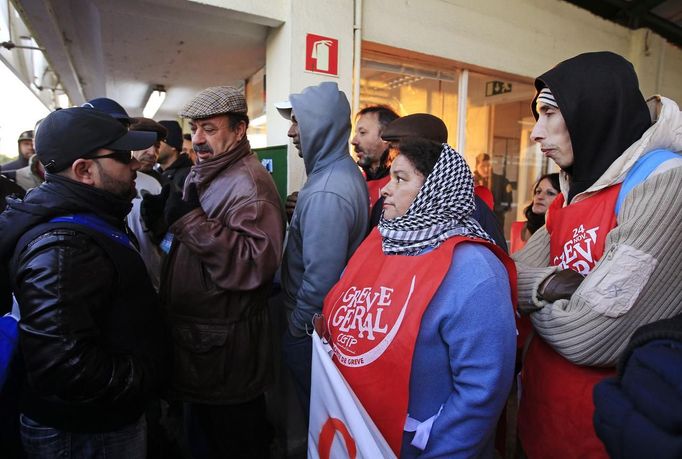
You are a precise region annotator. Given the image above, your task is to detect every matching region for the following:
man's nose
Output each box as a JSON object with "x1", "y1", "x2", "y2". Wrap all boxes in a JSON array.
[
  {"x1": 350, "y1": 135, "x2": 359, "y2": 146},
  {"x1": 192, "y1": 129, "x2": 205, "y2": 144},
  {"x1": 287, "y1": 125, "x2": 296, "y2": 138},
  {"x1": 530, "y1": 120, "x2": 545, "y2": 143}
]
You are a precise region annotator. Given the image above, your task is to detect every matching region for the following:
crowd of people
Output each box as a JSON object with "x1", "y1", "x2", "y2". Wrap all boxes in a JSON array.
[{"x1": 0, "y1": 50, "x2": 680, "y2": 459}]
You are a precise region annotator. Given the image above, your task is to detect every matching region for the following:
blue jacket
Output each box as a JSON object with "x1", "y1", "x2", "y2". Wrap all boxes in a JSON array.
[
  {"x1": 593, "y1": 313, "x2": 682, "y2": 459},
  {"x1": 402, "y1": 243, "x2": 516, "y2": 458}
]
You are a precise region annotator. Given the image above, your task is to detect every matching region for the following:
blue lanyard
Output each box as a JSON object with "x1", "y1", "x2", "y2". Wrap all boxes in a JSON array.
[{"x1": 49, "y1": 214, "x2": 137, "y2": 251}]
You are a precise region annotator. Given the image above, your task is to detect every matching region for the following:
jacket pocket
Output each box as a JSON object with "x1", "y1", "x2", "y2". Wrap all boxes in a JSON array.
[{"x1": 169, "y1": 315, "x2": 230, "y2": 392}]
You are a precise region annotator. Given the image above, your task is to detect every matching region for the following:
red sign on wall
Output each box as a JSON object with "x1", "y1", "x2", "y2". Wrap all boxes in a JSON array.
[{"x1": 305, "y1": 33, "x2": 339, "y2": 77}]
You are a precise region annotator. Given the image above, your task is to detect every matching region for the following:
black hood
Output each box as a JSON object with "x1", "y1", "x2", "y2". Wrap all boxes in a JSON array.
[
  {"x1": 532, "y1": 51, "x2": 651, "y2": 202},
  {"x1": 0, "y1": 173, "x2": 132, "y2": 261}
]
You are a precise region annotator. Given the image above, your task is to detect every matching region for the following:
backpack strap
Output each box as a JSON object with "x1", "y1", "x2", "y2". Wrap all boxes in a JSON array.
[
  {"x1": 48, "y1": 214, "x2": 138, "y2": 251},
  {"x1": 616, "y1": 149, "x2": 680, "y2": 216},
  {"x1": 9, "y1": 214, "x2": 135, "y2": 289}
]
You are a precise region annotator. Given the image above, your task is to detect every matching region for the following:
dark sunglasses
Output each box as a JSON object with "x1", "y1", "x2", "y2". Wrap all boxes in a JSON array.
[{"x1": 85, "y1": 150, "x2": 134, "y2": 164}]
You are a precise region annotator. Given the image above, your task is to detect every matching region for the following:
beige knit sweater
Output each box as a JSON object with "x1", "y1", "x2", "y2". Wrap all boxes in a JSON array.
[{"x1": 514, "y1": 96, "x2": 682, "y2": 367}]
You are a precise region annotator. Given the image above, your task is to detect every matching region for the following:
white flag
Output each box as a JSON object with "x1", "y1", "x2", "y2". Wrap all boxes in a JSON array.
[{"x1": 308, "y1": 330, "x2": 396, "y2": 459}]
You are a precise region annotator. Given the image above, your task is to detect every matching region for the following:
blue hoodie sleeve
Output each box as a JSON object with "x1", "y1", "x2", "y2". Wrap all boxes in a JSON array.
[
  {"x1": 289, "y1": 190, "x2": 362, "y2": 335},
  {"x1": 402, "y1": 243, "x2": 516, "y2": 458}
]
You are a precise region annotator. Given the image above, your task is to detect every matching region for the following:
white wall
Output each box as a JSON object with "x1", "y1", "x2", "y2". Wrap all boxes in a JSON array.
[
  {"x1": 363, "y1": 0, "x2": 682, "y2": 103},
  {"x1": 261, "y1": 0, "x2": 682, "y2": 191},
  {"x1": 266, "y1": 0, "x2": 354, "y2": 192}
]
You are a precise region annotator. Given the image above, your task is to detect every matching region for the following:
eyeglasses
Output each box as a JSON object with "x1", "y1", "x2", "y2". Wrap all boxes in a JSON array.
[{"x1": 85, "y1": 150, "x2": 134, "y2": 164}]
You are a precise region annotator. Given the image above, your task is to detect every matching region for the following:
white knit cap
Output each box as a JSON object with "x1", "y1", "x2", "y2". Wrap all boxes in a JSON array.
[{"x1": 537, "y1": 87, "x2": 559, "y2": 109}]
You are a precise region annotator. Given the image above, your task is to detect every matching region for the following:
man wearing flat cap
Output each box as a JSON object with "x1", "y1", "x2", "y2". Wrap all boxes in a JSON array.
[
  {"x1": 0, "y1": 107, "x2": 168, "y2": 458},
  {"x1": 152, "y1": 85, "x2": 284, "y2": 457}
]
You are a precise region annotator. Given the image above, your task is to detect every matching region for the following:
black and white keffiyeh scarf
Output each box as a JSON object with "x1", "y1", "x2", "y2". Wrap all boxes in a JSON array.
[{"x1": 378, "y1": 143, "x2": 493, "y2": 255}]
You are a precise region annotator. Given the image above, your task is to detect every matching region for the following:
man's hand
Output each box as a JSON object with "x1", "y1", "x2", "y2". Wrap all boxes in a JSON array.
[
  {"x1": 164, "y1": 183, "x2": 201, "y2": 226},
  {"x1": 285, "y1": 191, "x2": 298, "y2": 223},
  {"x1": 538, "y1": 269, "x2": 585, "y2": 302},
  {"x1": 141, "y1": 184, "x2": 170, "y2": 243}
]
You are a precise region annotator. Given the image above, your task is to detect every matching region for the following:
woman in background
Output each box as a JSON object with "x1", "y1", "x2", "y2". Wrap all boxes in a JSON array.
[{"x1": 510, "y1": 173, "x2": 560, "y2": 253}]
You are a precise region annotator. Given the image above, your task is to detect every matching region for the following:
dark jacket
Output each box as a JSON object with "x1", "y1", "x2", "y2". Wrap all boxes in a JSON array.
[
  {"x1": 0, "y1": 175, "x2": 167, "y2": 432},
  {"x1": 0, "y1": 155, "x2": 29, "y2": 173},
  {"x1": 593, "y1": 314, "x2": 682, "y2": 459},
  {"x1": 161, "y1": 153, "x2": 193, "y2": 189},
  {"x1": 161, "y1": 138, "x2": 284, "y2": 403}
]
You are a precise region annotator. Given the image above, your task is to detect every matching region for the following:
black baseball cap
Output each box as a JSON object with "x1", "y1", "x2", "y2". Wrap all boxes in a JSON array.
[
  {"x1": 81, "y1": 97, "x2": 131, "y2": 123},
  {"x1": 36, "y1": 107, "x2": 156, "y2": 173},
  {"x1": 158, "y1": 120, "x2": 183, "y2": 151}
]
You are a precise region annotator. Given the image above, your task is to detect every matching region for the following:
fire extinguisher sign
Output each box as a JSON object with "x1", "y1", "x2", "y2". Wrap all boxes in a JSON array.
[{"x1": 305, "y1": 33, "x2": 339, "y2": 77}]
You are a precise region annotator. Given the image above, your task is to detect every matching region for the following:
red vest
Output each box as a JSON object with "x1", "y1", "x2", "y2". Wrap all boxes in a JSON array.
[
  {"x1": 367, "y1": 175, "x2": 390, "y2": 210},
  {"x1": 509, "y1": 221, "x2": 527, "y2": 255},
  {"x1": 322, "y1": 229, "x2": 516, "y2": 455},
  {"x1": 518, "y1": 185, "x2": 620, "y2": 459}
]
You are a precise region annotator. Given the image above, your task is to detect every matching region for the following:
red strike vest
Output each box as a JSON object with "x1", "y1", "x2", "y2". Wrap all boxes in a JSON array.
[
  {"x1": 518, "y1": 185, "x2": 620, "y2": 459},
  {"x1": 322, "y1": 229, "x2": 516, "y2": 455},
  {"x1": 366, "y1": 175, "x2": 390, "y2": 210}
]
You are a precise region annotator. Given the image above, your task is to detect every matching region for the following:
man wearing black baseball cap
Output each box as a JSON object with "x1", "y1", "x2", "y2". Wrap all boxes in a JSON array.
[
  {"x1": 157, "y1": 120, "x2": 192, "y2": 188},
  {"x1": 0, "y1": 107, "x2": 168, "y2": 458}
]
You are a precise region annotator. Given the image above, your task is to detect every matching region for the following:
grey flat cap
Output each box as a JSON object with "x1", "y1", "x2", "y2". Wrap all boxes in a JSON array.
[{"x1": 179, "y1": 86, "x2": 247, "y2": 119}]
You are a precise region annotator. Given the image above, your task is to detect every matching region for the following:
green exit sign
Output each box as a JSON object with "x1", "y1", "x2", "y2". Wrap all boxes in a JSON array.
[{"x1": 485, "y1": 81, "x2": 512, "y2": 96}]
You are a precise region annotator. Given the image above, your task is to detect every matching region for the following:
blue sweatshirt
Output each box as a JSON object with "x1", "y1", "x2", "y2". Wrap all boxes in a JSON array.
[{"x1": 401, "y1": 242, "x2": 516, "y2": 458}]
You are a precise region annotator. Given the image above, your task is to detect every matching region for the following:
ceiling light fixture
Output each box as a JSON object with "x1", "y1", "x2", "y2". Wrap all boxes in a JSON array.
[{"x1": 143, "y1": 85, "x2": 166, "y2": 118}]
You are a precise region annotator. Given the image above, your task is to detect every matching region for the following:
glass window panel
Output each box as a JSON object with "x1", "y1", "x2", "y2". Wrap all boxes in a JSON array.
[{"x1": 359, "y1": 60, "x2": 459, "y2": 146}]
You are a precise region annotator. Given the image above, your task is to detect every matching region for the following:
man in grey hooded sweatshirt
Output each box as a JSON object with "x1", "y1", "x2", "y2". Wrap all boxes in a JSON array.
[{"x1": 277, "y1": 82, "x2": 369, "y2": 416}]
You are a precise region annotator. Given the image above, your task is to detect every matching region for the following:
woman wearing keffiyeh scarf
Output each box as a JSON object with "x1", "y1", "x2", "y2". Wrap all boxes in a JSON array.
[
  {"x1": 378, "y1": 139, "x2": 493, "y2": 254},
  {"x1": 319, "y1": 138, "x2": 517, "y2": 457}
]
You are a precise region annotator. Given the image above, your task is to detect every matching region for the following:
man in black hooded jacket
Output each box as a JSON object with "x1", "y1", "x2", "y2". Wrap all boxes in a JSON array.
[
  {"x1": 0, "y1": 107, "x2": 168, "y2": 459},
  {"x1": 513, "y1": 51, "x2": 682, "y2": 458}
]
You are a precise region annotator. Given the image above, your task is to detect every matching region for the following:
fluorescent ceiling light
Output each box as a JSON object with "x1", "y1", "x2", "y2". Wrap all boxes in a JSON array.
[{"x1": 143, "y1": 85, "x2": 166, "y2": 118}]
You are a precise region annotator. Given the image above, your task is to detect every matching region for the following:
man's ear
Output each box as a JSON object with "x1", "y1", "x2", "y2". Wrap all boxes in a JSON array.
[
  {"x1": 70, "y1": 158, "x2": 97, "y2": 185},
  {"x1": 236, "y1": 120, "x2": 248, "y2": 141}
]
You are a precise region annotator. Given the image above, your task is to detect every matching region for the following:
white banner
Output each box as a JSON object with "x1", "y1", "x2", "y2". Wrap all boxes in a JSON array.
[{"x1": 308, "y1": 330, "x2": 396, "y2": 459}]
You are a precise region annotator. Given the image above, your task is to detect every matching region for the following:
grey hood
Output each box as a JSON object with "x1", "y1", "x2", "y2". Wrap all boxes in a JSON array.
[{"x1": 289, "y1": 82, "x2": 351, "y2": 175}]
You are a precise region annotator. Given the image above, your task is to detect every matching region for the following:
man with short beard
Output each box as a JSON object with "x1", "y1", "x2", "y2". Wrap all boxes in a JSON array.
[
  {"x1": 351, "y1": 105, "x2": 399, "y2": 212},
  {"x1": 0, "y1": 107, "x2": 168, "y2": 459}
]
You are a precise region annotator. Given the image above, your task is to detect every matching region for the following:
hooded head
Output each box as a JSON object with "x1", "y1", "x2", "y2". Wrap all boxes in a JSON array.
[
  {"x1": 281, "y1": 82, "x2": 351, "y2": 175},
  {"x1": 530, "y1": 51, "x2": 651, "y2": 202}
]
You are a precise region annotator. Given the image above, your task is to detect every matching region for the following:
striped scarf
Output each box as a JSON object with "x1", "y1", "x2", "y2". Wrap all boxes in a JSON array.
[{"x1": 378, "y1": 143, "x2": 493, "y2": 255}]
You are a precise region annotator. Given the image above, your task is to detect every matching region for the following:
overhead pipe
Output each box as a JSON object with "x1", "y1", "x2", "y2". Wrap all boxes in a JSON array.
[{"x1": 352, "y1": 0, "x2": 362, "y2": 115}]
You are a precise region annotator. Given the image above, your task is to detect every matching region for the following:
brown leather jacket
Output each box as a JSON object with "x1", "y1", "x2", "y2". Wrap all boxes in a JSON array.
[{"x1": 161, "y1": 138, "x2": 284, "y2": 403}]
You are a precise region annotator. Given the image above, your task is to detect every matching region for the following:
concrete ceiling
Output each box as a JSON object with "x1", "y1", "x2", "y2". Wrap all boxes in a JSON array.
[
  {"x1": 14, "y1": 0, "x2": 279, "y2": 120},
  {"x1": 563, "y1": 0, "x2": 682, "y2": 48}
]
